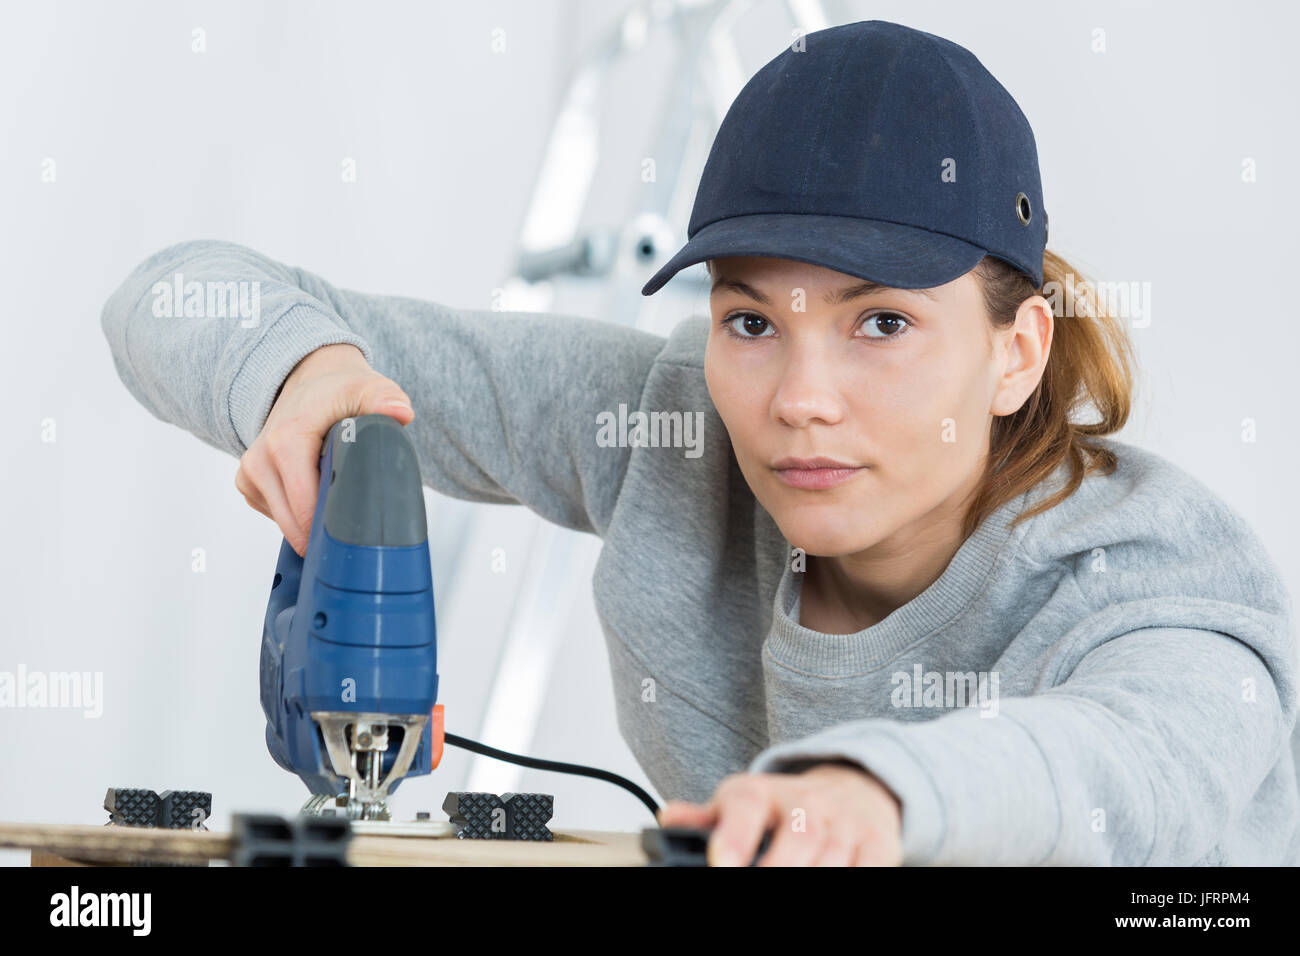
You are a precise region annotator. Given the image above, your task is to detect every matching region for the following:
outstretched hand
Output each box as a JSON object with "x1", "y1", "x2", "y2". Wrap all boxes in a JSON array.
[{"x1": 656, "y1": 762, "x2": 903, "y2": 866}]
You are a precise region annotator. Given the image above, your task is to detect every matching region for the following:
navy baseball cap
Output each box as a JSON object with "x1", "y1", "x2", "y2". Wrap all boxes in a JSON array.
[{"x1": 641, "y1": 19, "x2": 1048, "y2": 296}]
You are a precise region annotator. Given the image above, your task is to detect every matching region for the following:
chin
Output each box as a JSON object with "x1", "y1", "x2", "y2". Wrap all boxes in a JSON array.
[{"x1": 768, "y1": 505, "x2": 879, "y2": 558}]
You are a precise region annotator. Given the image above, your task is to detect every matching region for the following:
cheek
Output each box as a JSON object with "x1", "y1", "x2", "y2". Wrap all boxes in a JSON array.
[
  {"x1": 854, "y1": 352, "x2": 989, "y2": 480},
  {"x1": 705, "y1": 353, "x2": 785, "y2": 502},
  {"x1": 705, "y1": 358, "x2": 752, "y2": 473},
  {"x1": 705, "y1": 349, "x2": 765, "y2": 436}
]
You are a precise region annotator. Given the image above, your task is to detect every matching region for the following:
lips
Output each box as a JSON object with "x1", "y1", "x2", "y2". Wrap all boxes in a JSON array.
[
  {"x1": 772, "y1": 456, "x2": 860, "y2": 470},
  {"x1": 772, "y1": 456, "x2": 867, "y2": 490}
]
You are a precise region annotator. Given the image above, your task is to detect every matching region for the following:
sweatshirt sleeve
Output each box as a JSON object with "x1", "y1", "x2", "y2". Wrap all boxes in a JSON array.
[
  {"x1": 747, "y1": 617, "x2": 1298, "y2": 865},
  {"x1": 100, "y1": 239, "x2": 668, "y2": 536}
]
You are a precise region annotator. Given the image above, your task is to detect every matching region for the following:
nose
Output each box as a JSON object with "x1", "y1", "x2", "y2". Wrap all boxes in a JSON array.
[{"x1": 770, "y1": 345, "x2": 847, "y2": 428}]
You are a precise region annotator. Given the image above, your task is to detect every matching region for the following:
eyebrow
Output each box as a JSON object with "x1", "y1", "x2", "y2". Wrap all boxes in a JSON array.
[{"x1": 711, "y1": 276, "x2": 938, "y2": 304}]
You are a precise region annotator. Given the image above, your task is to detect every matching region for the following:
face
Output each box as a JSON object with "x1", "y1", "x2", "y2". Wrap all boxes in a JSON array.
[{"x1": 704, "y1": 256, "x2": 1048, "y2": 558}]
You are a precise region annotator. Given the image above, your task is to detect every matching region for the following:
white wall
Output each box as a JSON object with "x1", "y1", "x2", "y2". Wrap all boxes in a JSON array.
[{"x1": 2, "y1": 0, "x2": 1297, "y2": 864}]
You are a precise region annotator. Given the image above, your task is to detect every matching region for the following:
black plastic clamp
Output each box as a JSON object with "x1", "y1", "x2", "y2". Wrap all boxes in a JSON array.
[
  {"x1": 442, "y1": 791, "x2": 554, "y2": 841},
  {"x1": 229, "y1": 813, "x2": 353, "y2": 866},
  {"x1": 104, "y1": 787, "x2": 212, "y2": 830}
]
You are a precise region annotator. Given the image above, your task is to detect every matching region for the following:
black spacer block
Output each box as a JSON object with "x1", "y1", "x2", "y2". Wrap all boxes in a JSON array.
[
  {"x1": 442, "y1": 791, "x2": 554, "y2": 841},
  {"x1": 230, "y1": 813, "x2": 352, "y2": 867},
  {"x1": 501, "y1": 792, "x2": 553, "y2": 841}
]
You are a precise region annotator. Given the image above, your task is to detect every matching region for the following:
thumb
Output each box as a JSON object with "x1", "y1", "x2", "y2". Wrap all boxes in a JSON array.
[
  {"x1": 347, "y1": 377, "x2": 416, "y2": 426},
  {"x1": 656, "y1": 800, "x2": 716, "y2": 829}
]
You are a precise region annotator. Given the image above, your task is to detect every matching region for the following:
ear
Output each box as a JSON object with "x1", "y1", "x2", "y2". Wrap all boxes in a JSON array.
[{"x1": 990, "y1": 295, "x2": 1053, "y2": 417}]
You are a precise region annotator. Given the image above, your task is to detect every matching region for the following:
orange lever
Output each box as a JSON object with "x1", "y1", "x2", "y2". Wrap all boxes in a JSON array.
[{"x1": 429, "y1": 704, "x2": 445, "y2": 770}]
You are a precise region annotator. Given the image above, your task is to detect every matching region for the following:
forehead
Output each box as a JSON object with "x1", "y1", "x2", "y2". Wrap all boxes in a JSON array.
[{"x1": 709, "y1": 256, "x2": 959, "y2": 304}]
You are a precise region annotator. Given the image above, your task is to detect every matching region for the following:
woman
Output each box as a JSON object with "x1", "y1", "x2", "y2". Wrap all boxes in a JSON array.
[{"x1": 101, "y1": 20, "x2": 1297, "y2": 866}]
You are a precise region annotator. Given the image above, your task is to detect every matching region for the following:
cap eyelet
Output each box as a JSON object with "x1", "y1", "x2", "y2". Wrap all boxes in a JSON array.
[{"x1": 1015, "y1": 192, "x2": 1032, "y2": 225}]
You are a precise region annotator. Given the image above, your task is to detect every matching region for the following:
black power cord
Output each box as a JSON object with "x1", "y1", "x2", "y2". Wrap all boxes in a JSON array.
[{"x1": 444, "y1": 731, "x2": 660, "y2": 818}]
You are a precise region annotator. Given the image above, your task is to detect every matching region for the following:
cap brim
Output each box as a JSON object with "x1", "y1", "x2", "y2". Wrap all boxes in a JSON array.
[{"x1": 640, "y1": 213, "x2": 989, "y2": 296}]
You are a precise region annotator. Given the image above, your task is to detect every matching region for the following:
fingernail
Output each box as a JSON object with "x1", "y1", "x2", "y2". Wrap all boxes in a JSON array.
[
  {"x1": 385, "y1": 400, "x2": 412, "y2": 410},
  {"x1": 711, "y1": 842, "x2": 740, "y2": 867}
]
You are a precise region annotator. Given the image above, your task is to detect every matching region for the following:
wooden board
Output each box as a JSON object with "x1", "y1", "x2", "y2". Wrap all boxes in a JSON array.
[
  {"x1": 347, "y1": 829, "x2": 645, "y2": 866},
  {"x1": 0, "y1": 821, "x2": 647, "y2": 867}
]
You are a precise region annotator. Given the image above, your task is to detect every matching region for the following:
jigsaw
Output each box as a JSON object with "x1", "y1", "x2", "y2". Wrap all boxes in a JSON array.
[{"x1": 258, "y1": 414, "x2": 444, "y2": 820}]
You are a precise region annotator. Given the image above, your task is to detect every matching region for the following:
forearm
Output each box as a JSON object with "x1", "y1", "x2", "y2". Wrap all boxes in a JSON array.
[
  {"x1": 750, "y1": 626, "x2": 1292, "y2": 865},
  {"x1": 102, "y1": 238, "x2": 671, "y2": 534}
]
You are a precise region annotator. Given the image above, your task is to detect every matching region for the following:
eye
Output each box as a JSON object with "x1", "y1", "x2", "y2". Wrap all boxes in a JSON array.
[
  {"x1": 856, "y1": 311, "x2": 913, "y2": 341},
  {"x1": 720, "y1": 312, "x2": 775, "y2": 340}
]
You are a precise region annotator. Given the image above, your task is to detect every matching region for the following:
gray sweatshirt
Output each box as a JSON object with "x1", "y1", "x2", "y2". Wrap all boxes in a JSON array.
[{"x1": 101, "y1": 240, "x2": 1300, "y2": 865}]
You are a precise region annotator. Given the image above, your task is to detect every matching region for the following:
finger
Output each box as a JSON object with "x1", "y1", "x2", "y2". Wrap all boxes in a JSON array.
[
  {"x1": 756, "y1": 817, "x2": 825, "y2": 867},
  {"x1": 242, "y1": 451, "x2": 307, "y2": 556},
  {"x1": 708, "y1": 782, "x2": 779, "y2": 867},
  {"x1": 235, "y1": 462, "x2": 273, "y2": 520},
  {"x1": 244, "y1": 491, "x2": 273, "y2": 521},
  {"x1": 813, "y1": 836, "x2": 856, "y2": 868},
  {"x1": 265, "y1": 430, "x2": 323, "y2": 548},
  {"x1": 656, "y1": 800, "x2": 715, "y2": 828},
  {"x1": 851, "y1": 832, "x2": 902, "y2": 867}
]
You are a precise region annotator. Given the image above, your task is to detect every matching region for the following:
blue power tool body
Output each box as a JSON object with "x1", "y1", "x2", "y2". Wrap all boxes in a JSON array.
[{"x1": 258, "y1": 414, "x2": 444, "y2": 819}]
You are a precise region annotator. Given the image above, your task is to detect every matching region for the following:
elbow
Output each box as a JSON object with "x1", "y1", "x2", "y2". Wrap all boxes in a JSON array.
[
  {"x1": 101, "y1": 239, "x2": 241, "y2": 332},
  {"x1": 99, "y1": 239, "x2": 218, "y2": 387}
]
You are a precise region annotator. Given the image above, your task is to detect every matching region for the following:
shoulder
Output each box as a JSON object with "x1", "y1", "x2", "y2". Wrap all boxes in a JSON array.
[
  {"x1": 636, "y1": 315, "x2": 711, "y2": 403},
  {"x1": 656, "y1": 315, "x2": 709, "y2": 369},
  {"x1": 1017, "y1": 436, "x2": 1293, "y2": 621}
]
